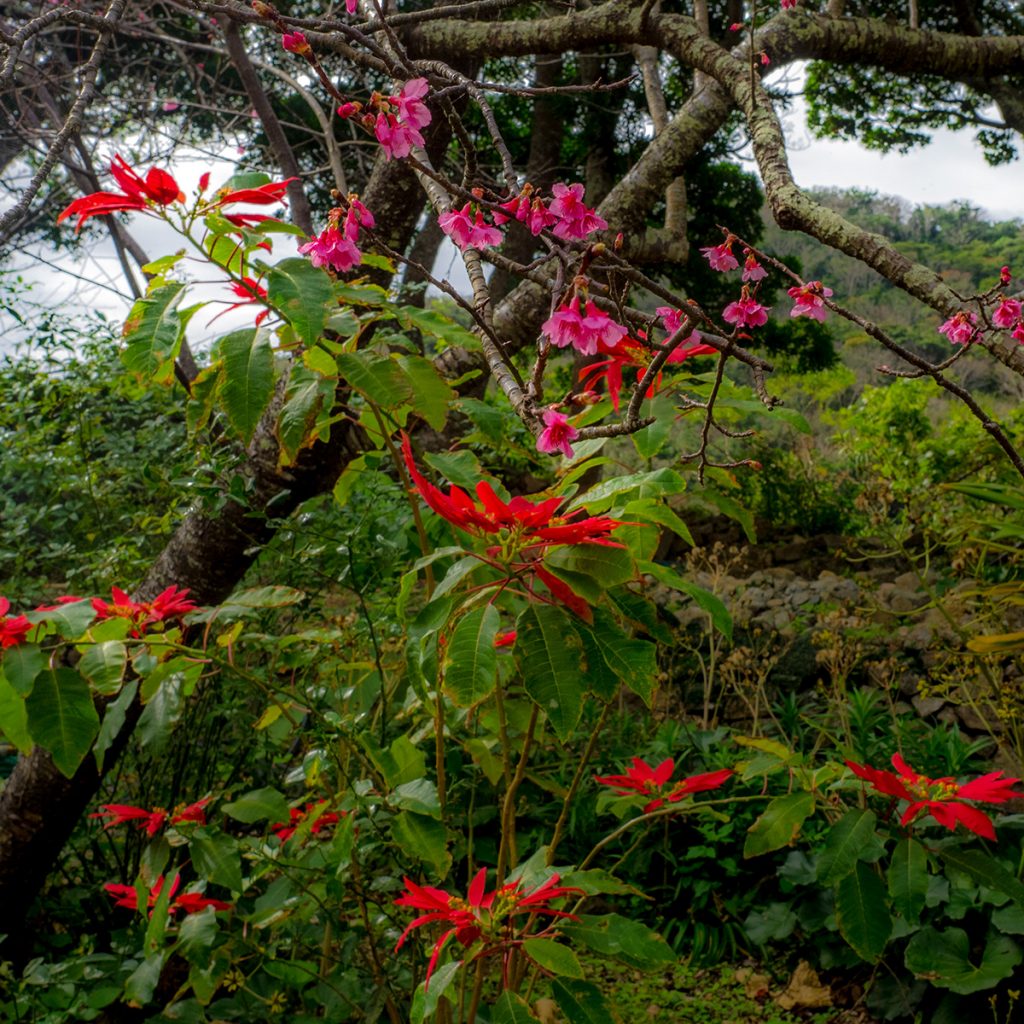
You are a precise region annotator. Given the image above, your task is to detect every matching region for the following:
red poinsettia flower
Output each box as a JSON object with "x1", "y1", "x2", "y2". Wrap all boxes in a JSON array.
[
  {"x1": 58, "y1": 154, "x2": 184, "y2": 231},
  {"x1": 104, "y1": 873, "x2": 231, "y2": 915},
  {"x1": 92, "y1": 803, "x2": 168, "y2": 836},
  {"x1": 171, "y1": 797, "x2": 212, "y2": 826},
  {"x1": 208, "y1": 278, "x2": 270, "y2": 327},
  {"x1": 395, "y1": 868, "x2": 581, "y2": 985},
  {"x1": 91, "y1": 585, "x2": 196, "y2": 637},
  {"x1": 210, "y1": 177, "x2": 298, "y2": 209},
  {"x1": 272, "y1": 800, "x2": 342, "y2": 842},
  {"x1": 595, "y1": 757, "x2": 732, "y2": 812},
  {"x1": 0, "y1": 597, "x2": 32, "y2": 648},
  {"x1": 845, "y1": 753, "x2": 1024, "y2": 840}
]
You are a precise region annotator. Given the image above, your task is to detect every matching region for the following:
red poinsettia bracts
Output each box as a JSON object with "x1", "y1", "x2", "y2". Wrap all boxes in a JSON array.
[
  {"x1": 595, "y1": 757, "x2": 732, "y2": 812},
  {"x1": 92, "y1": 796, "x2": 211, "y2": 835},
  {"x1": 272, "y1": 800, "x2": 342, "y2": 842},
  {"x1": 104, "y1": 874, "x2": 231, "y2": 915},
  {"x1": 401, "y1": 435, "x2": 622, "y2": 550},
  {"x1": 91, "y1": 585, "x2": 196, "y2": 636},
  {"x1": 58, "y1": 155, "x2": 184, "y2": 231},
  {"x1": 845, "y1": 753, "x2": 1024, "y2": 840},
  {"x1": 210, "y1": 178, "x2": 297, "y2": 209},
  {"x1": 395, "y1": 867, "x2": 581, "y2": 985},
  {"x1": 0, "y1": 597, "x2": 32, "y2": 649}
]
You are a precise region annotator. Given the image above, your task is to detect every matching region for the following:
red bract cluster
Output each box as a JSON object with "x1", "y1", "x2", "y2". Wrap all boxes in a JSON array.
[
  {"x1": 401, "y1": 435, "x2": 622, "y2": 549},
  {"x1": 92, "y1": 798, "x2": 210, "y2": 836},
  {"x1": 594, "y1": 757, "x2": 733, "y2": 812},
  {"x1": 0, "y1": 597, "x2": 31, "y2": 649},
  {"x1": 845, "y1": 754, "x2": 1024, "y2": 840},
  {"x1": 92, "y1": 585, "x2": 196, "y2": 636},
  {"x1": 104, "y1": 874, "x2": 231, "y2": 915},
  {"x1": 395, "y1": 868, "x2": 581, "y2": 985},
  {"x1": 272, "y1": 800, "x2": 342, "y2": 842},
  {"x1": 58, "y1": 154, "x2": 184, "y2": 231}
]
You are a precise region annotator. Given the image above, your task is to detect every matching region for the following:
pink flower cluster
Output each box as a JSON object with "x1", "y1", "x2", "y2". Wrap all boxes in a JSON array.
[
  {"x1": 938, "y1": 310, "x2": 980, "y2": 346},
  {"x1": 495, "y1": 182, "x2": 606, "y2": 241},
  {"x1": 541, "y1": 296, "x2": 628, "y2": 356},
  {"x1": 723, "y1": 289, "x2": 769, "y2": 329},
  {"x1": 375, "y1": 78, "x2": 431, "y2": 160},
  {"x1": 438, "y1": 203, "x2": 504, "y2": 250},
  {"x1": 536, "y1": 408, "x2": 579, "y2": 459},
  {"x1": 993, "y1": 296, "x2": 1024, "y2": 342},
  {"x1": 298, "y1": 197, "x2": 375, "y2": 273},
  {"x1": 787, "y1": 280, "x2": 833, "y2": 322}
]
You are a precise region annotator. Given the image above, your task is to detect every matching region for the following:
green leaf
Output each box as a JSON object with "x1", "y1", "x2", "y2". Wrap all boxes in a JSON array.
[
  {"x1": 551, "y1": 980, "x2": 617, "y2": 1024},
  {"x1": 630, "y1": 395, "x2": 676, "y2": 459},
  {"x1": 336, "y1": 351, "x2": 412, "y2": 408},
  {"x1": 547, "y1": 544, "x2": 635, "y2": 588},
  {"x1": 391, "y1": 811, "x2": 451, "y2": 879},
  {"x1": 175, "y1": 908, "x2": 220, "y2": 967},
  {"x1": 562, "y1": 914, "x2": 675, "y2": 970},
  {"x1": 0, "y1": 670, "x2": 31, "y2": 753},
  {"x1": 640, "y1": 562, "x2": 733, "y2": 640},
  {"x1": 24, "y1": 667, "x2": 99, "y2": 777},
  {"x1": 137, "y1": 676, "x2": 186, "y2": 752},
  {"x1": 217, "y1": 328, "x2": 275, "y2": 444},
  {"x1": 267, "y1": 257, "x2": 333, "y2": 346},
  {"x1": 190, "y1": 830, "x2": 243, "y2": 892},
  {"x1": 492, "y1": 991, "x2": 541, "y2": 1023},
  {"x1": 188, "y1": 586, "x2": 305, "y2": 623},
  {"x1": 432, "y1": 556, "x2": 484, "y2": 600},
  {"x1": 222, "y1": 786, "x2": 290, "y2": 824},
  {"x1": 905, "y1": 927, "x2": 1022, "y2": 994},
  {"x1": 27, "y1": 598, "x2": 96, "y2": 638},
  {"x1": 409, "y1": 960, "x2": 460, "y2": 1023},
  {"x1": 743, "y1": 792, "x2": 815, "y2": 858},
  {"x1": 574, "y1": 609, "x2": 657, "y2": 704},
  {"x1": 443, "y1": 605, "x2": 499, "y2": 706},
  {"x1": 94, "y1": 680, "x2": 138, "y2": 769},
  {"x1": 836, "y1": 861, "x2": 892, "y2": 962},
  {"x1": 1, "y1": 644, "x2": 44, "y2": 695},
  {"x1": 889, "y1": 837, "x2": 929, "y2": 921},
  {"x1": 123, "y1": 953, "x2": 165, "y2": 1006},
  {"x1": 522, "y1": 938, "x2": 584, "y2": 978},
  {"x1": 516, "y1": 604, "x2": 587, "y2": 740},
  {"x1": 397, "y1": 354, "x2": 456, "y2": 431},
  {"x1": 937, "y1": 848, "x2": 1024, "y2": 909},
  {"x1": 559, "y1": 869, "x2": 645, "y2": 898},
  {"x1": 392, "y1": 778, "x2": 441, "y2": 819},
  {"x1": 79, "y1": 641, "x2": 128, "y2": 696},
  {"x1": 622, "y1": 498, "x2": 694, "y2": 546},
  {"x1": 122, "y1": 282, "x2": 186, "y2": 383},
  {"x1": 277, "y1": 364, "x2": 334, "y2": 464},
  {"x1": 569, "y1": 467, "x2": 685, "y2": 513},
  {"x1": 817, "y1": 809, "x2": 878, "y2": 885}
]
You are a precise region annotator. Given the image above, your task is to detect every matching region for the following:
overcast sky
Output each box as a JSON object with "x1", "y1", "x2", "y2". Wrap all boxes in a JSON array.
[{"x1": 3, "y1": 79, "x2": 1022, "y2": 350}]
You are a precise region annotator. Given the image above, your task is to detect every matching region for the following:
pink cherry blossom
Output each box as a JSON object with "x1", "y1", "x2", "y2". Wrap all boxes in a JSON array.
[
  {"x1": 1000, "y1": 266, "x2": 1012, "y2": 285},
  {"x1": 548, "y1": 183, "x2": 607, "y2": 241},
  {"x1": 346, "y1": 0, "x2": 358, "y2": 12},
  {"x1": 281, "y1": 31, "x2": 309, "y2": 54},
  {"x1": 1013, "y1": 322, "x2": 1024, "y2": 343},
  {"x1": 162, "y1": 100, "x2": 181, "y2": 113},
  {"x1": 938, "y1": 311, "x2": 980, "y2": 346},
  {"x1": 374, "y1": 113, "x2": 424, "y2": 160},
  {"x1": 787, "y1": 280, "x2": 833, "y2": 321},
  {"x1": 781, "y1": 0, "x2": 797, "y2": 8},
  {"x1": 394, "y1": 78, "x2": 432, "y2": 130},
  {"x1": 656, "y1": 306, "x2": 685, "y2": 336},
  {"x1": 578, "y1": 301, "x2": 628, "y2": 356},
  {"x1": 541, "y1": 297, "x2": 586, "y2": 350},
  {"x1": 343, "y1": 198, "x2": 375, "y2": 241},
  {"x1": 537, "y1": 408, "x2": 579, "y2": 459},
  {"x1": 298, "y1": 226, "x2": 362, "y2": 272},
  {"x1": 700, "y1": 241, "x2": 739, "y2": 272},
  {"x1": 742, "y1": 253, "x2": 767, "y2": 282},
  {"x1": 723, "y1": 295, "x2": 769, "y2": 328},
  {"x1": 468, "y1": 211, "x2": 503, "y2": 249},
  {"x1": 992, "y1": 298, "x2": 1022, "y2": 329},
  {"x1": 438, "y1": 204, "x2": 475, "y2": 249}
]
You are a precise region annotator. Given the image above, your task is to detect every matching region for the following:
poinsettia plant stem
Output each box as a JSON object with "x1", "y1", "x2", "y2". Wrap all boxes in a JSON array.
[{"x1": 496, "y1": 705, "x2": 539, "y2": 884}]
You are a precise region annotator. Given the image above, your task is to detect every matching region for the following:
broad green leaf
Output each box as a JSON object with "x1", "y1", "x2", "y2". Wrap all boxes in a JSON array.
[
  {"x1": 1, "y1": 644, "x2": 43, "y2": 695},
  {"x1": 360, "y1": 733, "x2": 428, "y2": 789},
  {"x1": 398, "y1": 354, "x2": 456, "y2": 430},
  {"x1": 516, "y1": 604, "x2": 586, "y2": 740},
  {"x1": 992, "y1": 904, "x2": 1024, "y2": 934},
  {"x1": 217, "y1": 327, "x2": 275, "y2": 444},
  {"x1": 124, "y1": 953, "x2": 165, "y2": 1006},
  {"x1": 937, "y1": 848, "x2": 1024, "y2": 909},
  {"x1": 551, "y1": 979, "x2": 616, "y2": 1024},
  {"x1": 631, "y1": 394, "x2": 675, "y2": 459},
  {"x1": 409, "y1": 960, "x2": 461, "y2": 1023},
  {"x1": 190, "y1": 830, "x2": 243, "y2": 892},
  {"x1": 905, "y1": 927, "x2": 1022, "y2": 994},
  {"x1": 836, "y1": 861, "x2": 892, "y2": 962},
  {"x1": 277, "y1": 364, "x2": 334, "y2": 463},
  {"x1": 122, "y1": 282, "x2": 185, "y2": 383},
  {"x1": 522, "y1": 938, "x2": 584, "y2": 978},
  {"x1": 575, "y1": 609, "x2": 657, "y2": 704},
  {"x1": 443, "y1": 605, "x2": 499, "y2": 706},
  {"x1": 175, "y1": 907, "x2": 219, "y2": 966},
  {"x1": 492, "y1": 991, "x2": 541, "y2": 1023},
  {"x1": 188, "y1": 586, "x2": 305, "y2": 623},
  {"x1": 392, "y1": 778, "x2": 442, "y2": 819},
  {"x1": 141, "y1": 251, "x2": 185, "y2": 275},
  {"x1": 392, "y1": 811, "x2": 451, "y2": 879},
  {"x1": 640, "y1": 562, "x2": 733, "y2": 640},
  {"x1": 394, "y1": 304, "x2": 479, "y2": 348},
  {"x1": 889, "y1": 837, "x2": 929, "y2": 921},
  {"x1": 622, "y1": 498, "x2": 694, "y2": 546},
  {"x1": 94, "y1": 680, "x2": 138, "y2": 770},
  {"x1": 562, "y1": 914, "x2": 675, "y2": 970},
  {"x1": 569, "y1": 467, "x2": 684, "y2": 513},
  {"x1": 24, "y1": 667, "x2": 99, "y2": 777},
  {"x1": 423, "y1": 449, "x2": 503, "y2": 494},
  {"x1": 79, "y1": 641, "x2": 127, "y2": 696},
  {"x1": 817, "y1": 809, "x2": 878, "y2": 885},
  {"x1": 560, "y1": 869, "x2": 645, "y2": 898},
  {"x1": 744, "y1": 792, "x2": 815, "y2": 858},
  {"x1": 336, "y1": 351, "x2": 412, "y2": 408},
  {"x1": 547, "y1": 544, "x2": 635, "y2": 588},
  {"x1": 432, "y1": 556, "x2": 484, "y2": 600},
  {"x1": 27, "y1": 598, "x2": 95, "y2": 638},
  {"x1": 222, "y1": 786, "x2": 290, "y2": 824},
  {"x1": 0, "y1": 670, "x2": 31, "y2": 753},
  {"x1": 267, "y1": 257, "x2": 333, "y2": 346},
  {"x1": 137, "y1": 675, "x2": 187, "y2": 751}
]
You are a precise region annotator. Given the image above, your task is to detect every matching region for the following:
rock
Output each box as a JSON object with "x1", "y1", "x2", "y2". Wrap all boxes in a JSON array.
[{"x1": 912, "y1": 695, "x2": 946, "y2": 716}]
